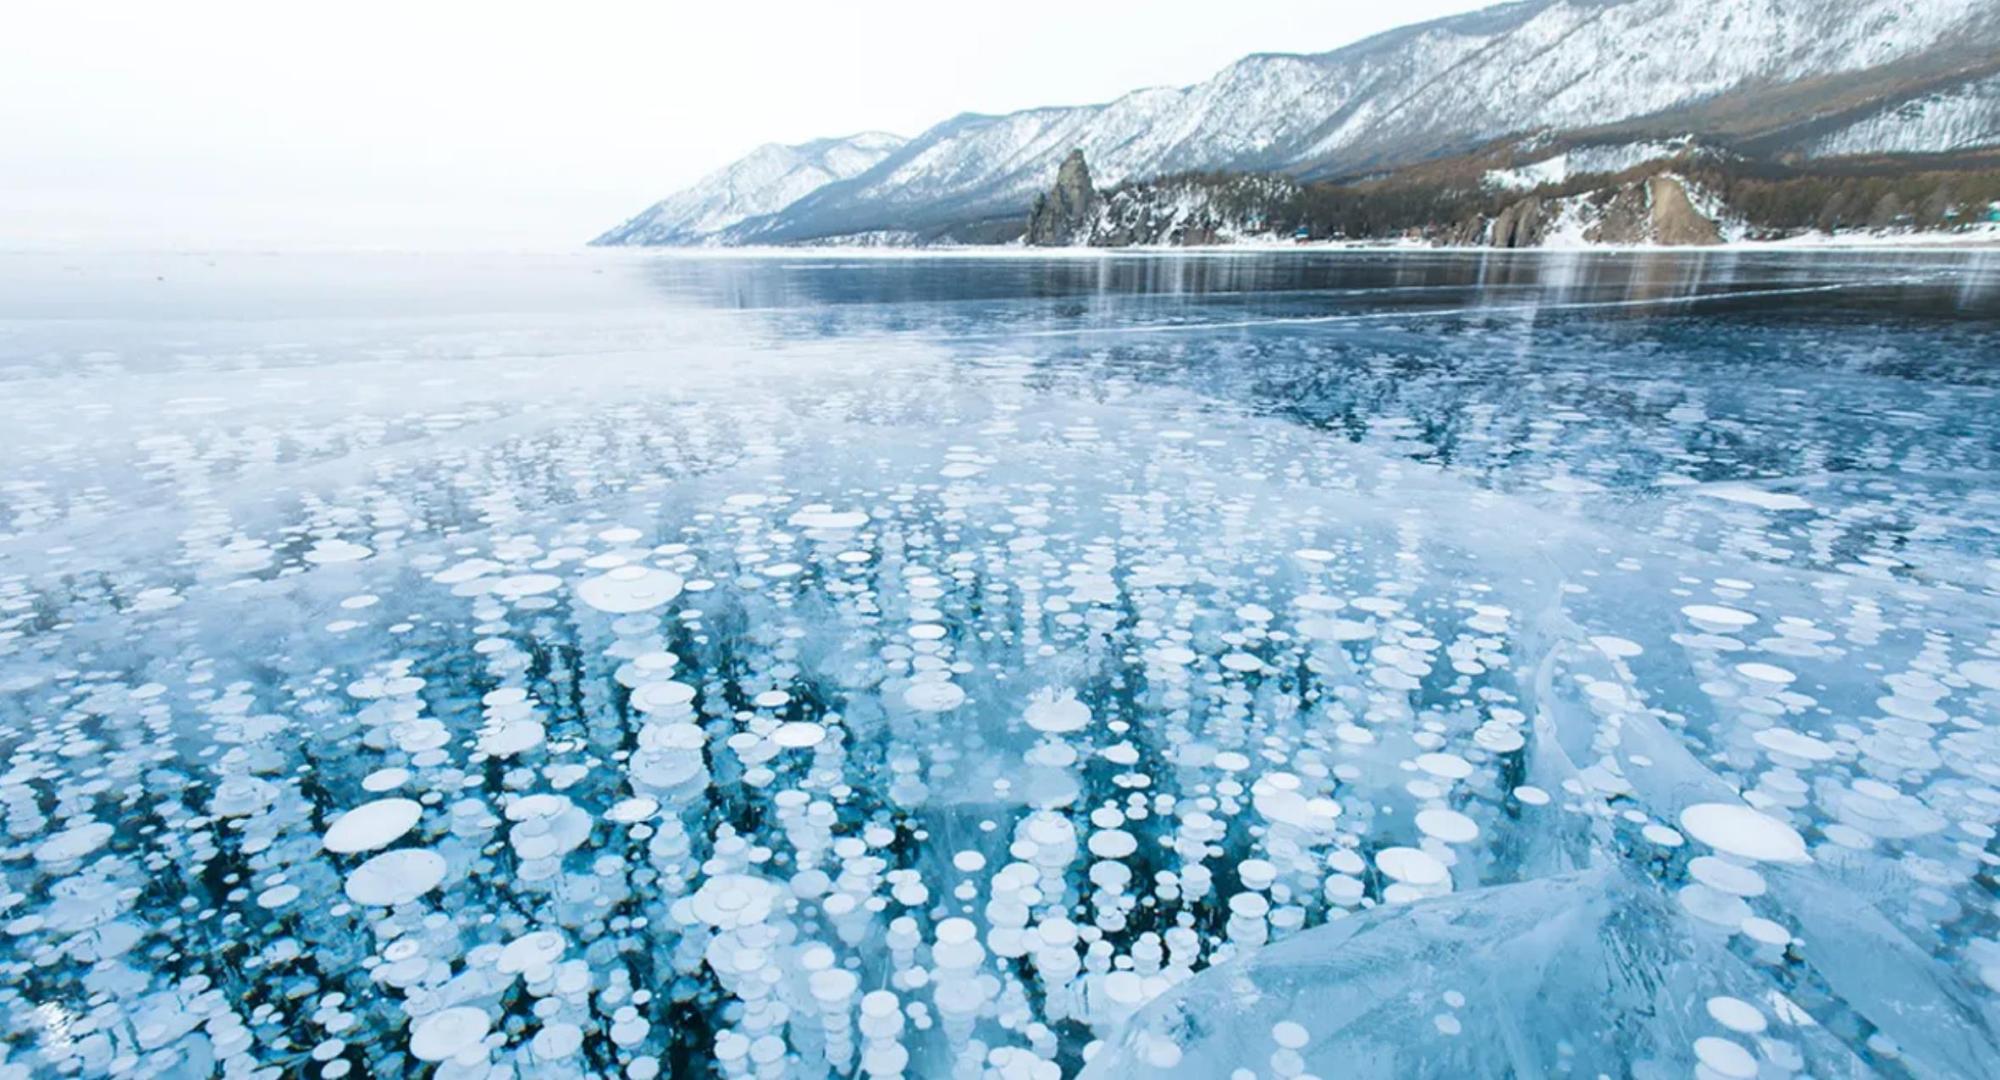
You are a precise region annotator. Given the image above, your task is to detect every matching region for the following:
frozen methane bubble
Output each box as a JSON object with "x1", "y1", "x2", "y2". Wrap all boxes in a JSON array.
[
  {"x1": 1678, "y1": 804, "x2": 1810, "y2": 864},
  {"x1": 478, "y1": 719, "x2": 547, "y2": 757},
  {"x1": 903, "y1": 678, "x2": 966, "y2": 713},
  {"x1": 410, "y1": 1006, "x2": 491, "y2": 1062},
  {"x1": 1591, "y1": 635, "x2": 1643, "y2": 659},
  {"x1": 1961, "y1": 660, "x2": 2000, "y2": 690},
  {"x1": 788, "y1": 507, "x2": 870, "y2": 530},
  {"x1": 1253, "y1": 773, "x2": 1342, "y2": 832},
  {"x1": 1681, "y1": 604, "x2": 1758, "y2": 631},
  {"x1": 1688, "y1": 856, "x2": 1766, "y2": 897},
  {"x1": 493, "y1": 574, "x2": 562, "y2": 598},
  {"x1": 689, "y1": 874, "x2": 781, "y2": 929},
  {"x1": 605, "y1": 796, "x2": 659, "y2": 823},
  {"x1": 631, "y1": 680, "x2": 697, "y2": 713},
  {"x1": 1705, "y1": 996, "x2": 1768, "y2": 1034},
  {"x1": 1642, "y1": 824, "x2": 1685, "y2": 848},
  {"x1": 1374, "y1": 847, "x2": 1449, "y2": 886},
  {"x1": 362, "y1": 767, "x2": 412, "y2": 792},
  {"x1": 497, "y1": 930, "x2": 566, "y2": 974},
  {"x1": 434, "y1": 558, "x2": 500, "y2": 584},
  {"x1": 1414, "y1": 753, "x2": 1473, "y2": 780},
  {"x1": 304, "y1": 539, "x2": 373, "y2": 564},
  {"x1": 1735, "y1": 662, "x2": 1794, "y2": 685},
  {"x1": 1754, "y1": 728, "x2": 1834, "y2": 761},
  {"x1": 531, "y1": 1023, "x2": 584, "y2": 1061},
  {"x1": 1415, "y1": 809, "x2": 1480, "y2": 844},
  {"x1": 1692, "y1": 1035, "x2": 1760, "y2": 1079},
  {"x1": 343, "y1": 848, "x2": 449, "y2": 906},
  {"x1": 771, "y1": 721, "x2": 827, "y2": 748},
  {"x1": 1700, "y1": 486, "x2": 1813, "y2": 512},
  {"x1": 1272, "y1": 1020, "x2": 1310, "y2": 1049},
  {"x1": 321, "y1": 798, "x2": 423, "y2": 854},
  {"x1": 575, "y1": 565, "x2": 685, "y2": 613},
  {"x1": 1023, "y1": 688, "x2": 1091, "y2": 733},
  {"x1": 34, "y1": 821, "x2": 114, "y2": 863}
]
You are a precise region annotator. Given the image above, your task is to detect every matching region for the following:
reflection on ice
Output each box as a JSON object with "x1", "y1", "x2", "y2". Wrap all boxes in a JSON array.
[{"x1": 0, "y1": 251, "x2": 1997, "y2": 1078}]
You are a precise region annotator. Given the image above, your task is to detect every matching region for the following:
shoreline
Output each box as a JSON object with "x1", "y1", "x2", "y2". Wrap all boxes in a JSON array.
[
  {"x1": 6, "y1": 229, "x2": 1997, "y2": 260},
  {"x1": 601, "y1": 227, "x2": 2000, "y2": 258}
]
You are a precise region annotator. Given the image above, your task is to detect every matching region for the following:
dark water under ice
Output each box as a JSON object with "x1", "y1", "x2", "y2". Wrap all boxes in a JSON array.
[{"x1": 1, "y1": 249, "x2": 1998, "y2": 1079}]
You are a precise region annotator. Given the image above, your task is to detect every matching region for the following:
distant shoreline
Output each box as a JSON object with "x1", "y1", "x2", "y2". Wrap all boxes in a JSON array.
[
  {"x1": 598, "y1": 231, "x2": 2000, "y2": 258},
  {"x1": 6, "y1": 234, "x2": 1995, "y2": 260}
]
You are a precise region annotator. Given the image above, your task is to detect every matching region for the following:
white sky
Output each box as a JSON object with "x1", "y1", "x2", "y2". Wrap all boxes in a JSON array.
[{"x1": 2, "y1": 0, "x2": 1490, "y2": 251}]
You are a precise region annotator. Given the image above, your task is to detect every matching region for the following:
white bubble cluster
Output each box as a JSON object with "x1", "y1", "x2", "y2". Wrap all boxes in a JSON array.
[{"x1": 1, "y1": 253, "x2": 1996, "y2": 1080}]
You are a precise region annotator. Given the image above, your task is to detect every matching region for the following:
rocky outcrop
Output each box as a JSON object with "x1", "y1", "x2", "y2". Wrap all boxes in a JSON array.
[
  {"x1": 1094, "y1": 174, "x2": 1300, "y2": 247},
  {"x1": 1477, "y1": 174, "x2": 1723, "y2": 247},
  {"x1": 1025, "y1": 151, "x2": 1098, "y2": 246},
  {"x1": 1025, "y1": 158, "x2": 1302, "y2": 247},
  {"x1": 1488, "y1": 199, "x2": 1553, "y2": 248},
  {"x1": 1022, "y1": 161, "x2": 1730, "y2": 249},
  {"x1": 1636, "y1": 175, "x2": 1722, "y2": 245}
]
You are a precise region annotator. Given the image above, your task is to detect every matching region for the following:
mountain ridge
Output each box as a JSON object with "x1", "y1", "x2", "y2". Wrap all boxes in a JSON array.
[
  {"x1": 592, "y1": 130, "x2": 905, "y2": 246},
  {"x1": 596, "y1": 0, "x2": 2000, "y2": 247}
]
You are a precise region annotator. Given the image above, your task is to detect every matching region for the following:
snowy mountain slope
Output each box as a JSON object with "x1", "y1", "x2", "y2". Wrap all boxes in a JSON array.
[
  {"x1": 1802, "y1": 71, "x2": 2000, "y2": 158},
  {"x1": 1082, "y1": 174, "x2": 1307, "y2": 246},
  {"x1": 604, "y1": 0, "x2": 2000, "y2": 245},
  {"x1": 1482, "y1": 137, "x2": 1703, "y2": 192},
  {"x1": 591, "y1": 132, "x2": 904, "y2": 245},
  {"x1": 1286, "y1": 0, "x2": 1999, "y2": 171}
]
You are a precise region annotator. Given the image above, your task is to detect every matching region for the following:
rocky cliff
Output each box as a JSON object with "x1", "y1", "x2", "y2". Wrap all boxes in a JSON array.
[
  {"x1": 1468, "y1": 174, "x2": 1725, "y2": 248},
  {"x1": 1023, "y1": 153, "x2": 1306, "y2": 247},
  {"x1": 1017, "y1": 135, "x2": 2000, "y2": 249},
  {"x1": 1024, "y1": 151, "x2": 1098, "y2": 246},
  {"x1": 1025, "y1": 151, "x2": 1734, "y2": 249}
]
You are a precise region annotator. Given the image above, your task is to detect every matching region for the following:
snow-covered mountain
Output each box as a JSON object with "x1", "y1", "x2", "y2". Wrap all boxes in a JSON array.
[
  {"x1": 1802, "y1": 71, "x2": 2000, "y2": 159},
  {"x1": 592, "y1": 132, "x2": 904, "y2": 246},
  {"x1": 600, "y1": 0, "x2": 2000, "y2": 246}
]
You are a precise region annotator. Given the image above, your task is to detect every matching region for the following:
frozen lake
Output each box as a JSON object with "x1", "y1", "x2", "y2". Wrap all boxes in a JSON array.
[{"x1": 2, "y1": 249, "x2": 1999, "y2": 1078}]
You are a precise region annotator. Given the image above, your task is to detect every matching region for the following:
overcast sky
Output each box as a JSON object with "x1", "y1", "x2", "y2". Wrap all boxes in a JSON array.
[{"x1": 3, "y1": 0, "x2": 1492, "y2": 251}]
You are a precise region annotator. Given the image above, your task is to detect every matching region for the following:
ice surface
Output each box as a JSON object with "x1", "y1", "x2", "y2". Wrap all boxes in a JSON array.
[
  {"x1": 0, "y1": 250, "x2": 1998, "y2": 1077},
  {"x1": 1083, "y1": 866, "x2": 1882, "y2": 1079}
]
